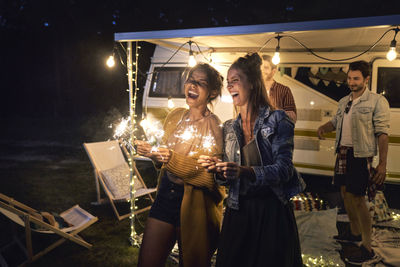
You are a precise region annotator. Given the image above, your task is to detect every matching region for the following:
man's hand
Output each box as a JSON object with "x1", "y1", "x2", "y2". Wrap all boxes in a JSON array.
[
  {"x1": 317, "y1": 121, "x2": 335, "y2": 140},
  {"x1": 373, "y1": 163, "x2": 386, "y2": 185},
  {"x1": 317, "y1": 126, "x2": 326, "y2": 140}
]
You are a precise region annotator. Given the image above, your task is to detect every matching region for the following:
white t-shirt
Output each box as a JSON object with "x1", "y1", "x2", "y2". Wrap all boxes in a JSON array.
[{"x1": 340, "y1": 96, "x2": 361, "y2": 147}]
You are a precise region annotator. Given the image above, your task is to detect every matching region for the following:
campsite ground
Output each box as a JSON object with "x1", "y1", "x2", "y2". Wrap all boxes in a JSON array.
[
  {"x1": 0, "y1": 117, "x2": 176, "y2": 267},
  {"x1": 1, "y1": 117, "x2": 399, "y2": 266}
]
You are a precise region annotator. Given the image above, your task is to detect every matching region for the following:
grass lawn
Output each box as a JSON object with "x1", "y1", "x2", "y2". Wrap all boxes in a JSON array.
[{"x1": 0, "y1": 117, "x2": 177, "y2": 267}]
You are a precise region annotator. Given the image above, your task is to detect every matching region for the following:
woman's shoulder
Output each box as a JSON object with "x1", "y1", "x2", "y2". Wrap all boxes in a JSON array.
[
  {"x1": 165, "y1": 107, "x2": 188, "y2": 123},
  {"x1": 222, "y1": 118, "x2": 235, "y2": 128},
  {"x1": 268, "y1": 109, "x2": 294, "y2": 127},
  {"x1": 208, "y1": 112, "x2": 222, "y2": 125}
]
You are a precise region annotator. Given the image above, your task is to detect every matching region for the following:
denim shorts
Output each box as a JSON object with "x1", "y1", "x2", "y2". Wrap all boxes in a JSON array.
[{"x1": 148, "y1": 172, "x2": 184, "y2": 227}]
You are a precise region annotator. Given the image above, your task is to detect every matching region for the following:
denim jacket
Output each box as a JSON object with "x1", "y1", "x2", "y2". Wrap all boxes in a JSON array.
[
  {"x1": 217, "y1": 106, "x2": 305, "y2": 210},
  {"x1": 330, "y1": 89, "x2": 390, "y2": 158}
]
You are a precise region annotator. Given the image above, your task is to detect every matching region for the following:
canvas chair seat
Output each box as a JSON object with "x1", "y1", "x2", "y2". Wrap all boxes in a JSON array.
[
  {"x1": 83, "y1": 140, "x2": 157, "y2": 221},
  {"x1": 0, "y1": 193, "x2": 98, "y2": 266}
]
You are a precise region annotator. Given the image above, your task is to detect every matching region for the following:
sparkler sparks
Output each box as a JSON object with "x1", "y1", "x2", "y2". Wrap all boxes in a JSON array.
[
  {"x1": 140, "y1": 115, "x2": 164, "y2": 149},
  {"x1": 174, "y1": 123, "x2": 217, "y2": 154},
  {"x1": 113, "y1": 116, "x2": 131, "y2": 139}
]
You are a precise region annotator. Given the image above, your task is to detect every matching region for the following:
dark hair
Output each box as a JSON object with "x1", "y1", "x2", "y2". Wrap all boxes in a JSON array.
[
  {"x1": 348, "y1": 60, "x2": 370, "y2": 78},
  {"x1": 187, "y1": 63, "x2": 223, "y2": 103},
  {"x1": 261, "y1": 54, "x2": 278, "y2": 70},
  {"x1": 229, "y1": 53, "x2": 273, "y2": 115}
]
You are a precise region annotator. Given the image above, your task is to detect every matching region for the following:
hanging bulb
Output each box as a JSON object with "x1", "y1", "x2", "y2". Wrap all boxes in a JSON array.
[
  {"x1": 272, "y1": 34, "x2": 281, "y2": 65},
  {"x1": 387, "y1": 47, "x2": 397, "y2": 61},
  {"x1": 272, "y1": 51, "x2": 280, "y2": 65},
  {"x1": 188, "y1": 51, "x2": 197, "y2": 67},
  {"x1": 168, "y1": 97, "x2": 175, "y2": 109},
  {"x1": 106, "y1": 55, "x2": 115, "y2": 67},
  {"x1": 386, "y1": 40, "x2": 397, "y2": 61},
  {"x1": 188, "y1": 41, "x2": 197, "y2": 67}
]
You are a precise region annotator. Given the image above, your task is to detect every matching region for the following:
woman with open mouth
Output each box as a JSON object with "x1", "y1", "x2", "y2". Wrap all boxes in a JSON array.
[
  {"x1": 136, "y1": 63, "x2": 225, "y2": 267},
  {"x1": 199, "y1": 53, "x2": 304, "y2": 267}
]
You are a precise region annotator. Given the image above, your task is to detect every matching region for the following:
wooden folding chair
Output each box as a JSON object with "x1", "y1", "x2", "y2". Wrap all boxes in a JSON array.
[
  {"x1": 83, "y1": 140, "x2": 157, "y2": 221},
  {"x1": 0, "y1": 193, "x2": 98, "y2": 266}
]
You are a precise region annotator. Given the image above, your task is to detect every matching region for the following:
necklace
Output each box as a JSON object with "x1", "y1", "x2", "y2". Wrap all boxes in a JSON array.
[{"x1": 186, "y1": 109, "x2": 210, "y2": 123}]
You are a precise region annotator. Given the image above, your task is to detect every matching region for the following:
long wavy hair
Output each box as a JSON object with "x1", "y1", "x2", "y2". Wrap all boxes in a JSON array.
[{"x1": 229, "y1": 53, "x2": 273, "y2": 117}]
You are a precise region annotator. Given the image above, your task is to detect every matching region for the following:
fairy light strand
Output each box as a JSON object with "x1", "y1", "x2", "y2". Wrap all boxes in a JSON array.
[{"x1": 127, "y1": 41, "x2": 141, "y2": 246}]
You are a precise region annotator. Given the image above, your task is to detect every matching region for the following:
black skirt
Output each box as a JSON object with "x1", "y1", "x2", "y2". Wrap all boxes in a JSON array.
[{"x1": 216, "y1": 193, "x2": 303, "y2": 267}]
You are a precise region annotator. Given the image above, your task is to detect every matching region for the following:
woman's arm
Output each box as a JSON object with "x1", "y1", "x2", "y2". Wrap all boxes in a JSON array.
[
  {"x1": 251, "y1": 115, "x2": 294, "y2": 186},
  {"x1": 166, "y1": 151, "x2": 218, "y2": 191}
]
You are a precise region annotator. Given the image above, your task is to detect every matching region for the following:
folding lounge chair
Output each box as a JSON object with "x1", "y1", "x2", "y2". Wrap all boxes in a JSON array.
[
  {"x1": 0, "y1": 193, "x2": 98, "y2": 266},
  {"x1": 83, "y1": 140, "x2": 157, "y2": 221}
]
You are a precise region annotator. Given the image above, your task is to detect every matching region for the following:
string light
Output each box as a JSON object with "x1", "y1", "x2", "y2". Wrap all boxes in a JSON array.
[
  {"x1": 106, "y1": 55, "x2": 115, "y2": 68},
  {"x1": 188, "y1": 41, "x2": 197, "y2": 67},
  {"x1": 168, "y1": 97, "x2": 175, "y2": 109},
  {"x1": 271, "y1": 35, "x2": 281, "y2": 65},
  {"x1": 386, "y1": 28, "x2": 399, "y2": 61}
]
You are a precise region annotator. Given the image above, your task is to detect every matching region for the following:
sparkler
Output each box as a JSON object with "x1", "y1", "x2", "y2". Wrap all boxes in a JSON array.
[
  {"x1": 140, "y1": 115, "x2": 164, "y2": 151},
  {"x1": 113, "y1": 116, "x2": 131, "y2": 139},
  {"x1": 173, "y1": 122, "x2": 217, "y2": 155}
]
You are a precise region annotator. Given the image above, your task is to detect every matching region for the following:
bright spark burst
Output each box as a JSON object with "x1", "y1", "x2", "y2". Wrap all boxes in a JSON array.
[{"x1": 140, "y1": 116, "x2": 164, "y2": 149}]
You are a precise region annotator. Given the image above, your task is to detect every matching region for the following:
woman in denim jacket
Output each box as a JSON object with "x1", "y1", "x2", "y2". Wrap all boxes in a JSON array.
[{"x1": 199, "y1": 53, "x2": 303, "y2": 267}]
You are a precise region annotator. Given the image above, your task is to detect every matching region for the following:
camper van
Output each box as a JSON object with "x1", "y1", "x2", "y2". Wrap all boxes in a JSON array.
[{"x1": 115, "y1": 15, "x2": 400, "y2": 183}]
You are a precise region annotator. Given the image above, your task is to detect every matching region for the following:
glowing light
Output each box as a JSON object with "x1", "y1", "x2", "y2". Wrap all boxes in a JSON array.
[
  {"x1": 168, "y1": 98, "x2": 175, "y2": 109},
  {"x1": 201, "y1": 134, "x2": 216, "y2": 152},
  {"x1": 113, "y1": 116, "x2": 130, "y2": 139},
  {"x1": 188, "y1": 41, "x2": 197, "y2": 67},
  {"x1": 310, "y1": 101, "x2": 315, "y2": 106},
  {"x1": 188, "y1": 54, "x2": 197, "y2": 67},
  {"x1": 180, "y1": 126, "x2": 196, "y2": 141},
  {"x1": 272, "y1": 52, "x2": 280, "y2": 65},
  {"x1": 174, "y1": 124, "x2": 217, "y2": 153},
  {"x1": 106, "y1": 55, "x2": 115, "y2": 68},
  {"x1": 386, "y1": 46, "x2": 397, "y2": 61},
  {"x1": 140, "y1": 115, "x2": 164, "y2": 149},
  {"x1": 221, "y1": 95, "x2": 233, "y2": 103}
]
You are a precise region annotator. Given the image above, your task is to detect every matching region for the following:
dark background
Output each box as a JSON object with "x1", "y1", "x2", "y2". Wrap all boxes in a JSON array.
[{"x1": 1, "y1": 0, "x2": 400, "y2": 121}]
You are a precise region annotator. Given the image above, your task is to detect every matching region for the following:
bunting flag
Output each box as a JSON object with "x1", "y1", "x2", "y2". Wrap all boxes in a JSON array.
[{"x1": 309, "y1": 77, "x2": 320, "y2": 86}]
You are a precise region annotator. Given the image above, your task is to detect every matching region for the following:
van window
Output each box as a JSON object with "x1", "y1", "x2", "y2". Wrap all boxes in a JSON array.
[
  {"x1": 293, "y1": 66, "x2": 348, "y2": 102},
  {"x1": 149, "y1": 67, "x2": 189, "y2": 98},
  {"x1": 377, "y1": 67, "x2": 400, "y2": 108}
]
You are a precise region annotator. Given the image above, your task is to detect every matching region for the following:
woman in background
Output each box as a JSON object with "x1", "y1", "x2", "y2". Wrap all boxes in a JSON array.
[
  {"x1": 199, "y1": 53, "x2": 304, "y2": 267},
  {"x1": 136, "y1": 63, "x2": 225, "y2": 267}
]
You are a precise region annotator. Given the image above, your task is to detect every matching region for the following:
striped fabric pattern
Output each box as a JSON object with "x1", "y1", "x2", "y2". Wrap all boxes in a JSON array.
[{"x1": 269, "y1": 82, "x2": 297, "y2": 114}]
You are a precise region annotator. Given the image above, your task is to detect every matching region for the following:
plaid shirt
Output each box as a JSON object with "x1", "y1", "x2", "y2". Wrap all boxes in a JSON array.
[{"x1": 334, "y1": 146, "x2": 382, "y2": 201}]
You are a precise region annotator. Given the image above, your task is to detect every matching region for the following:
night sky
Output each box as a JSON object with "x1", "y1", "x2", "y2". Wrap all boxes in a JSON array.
[{"x1": 1, "y1": 0, "x2": 400, "y2": 119}]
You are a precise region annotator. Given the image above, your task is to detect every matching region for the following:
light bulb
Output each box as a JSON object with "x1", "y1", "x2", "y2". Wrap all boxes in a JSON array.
[
  {"x1": 106, "y1": 55, "x2": 115, "y2": 67},
  {"x1": 272, "y1": 52, "x2": 280, "y2": 65},
  {"x1": 168, "y1": 98, "x2": 175, "y2": 109},
  {"x1": 386, "y1": 47, "x2": 397, "y2": 61},
  {"x1": 188, "y1": 54, "x2": 197, "y2": 67}
]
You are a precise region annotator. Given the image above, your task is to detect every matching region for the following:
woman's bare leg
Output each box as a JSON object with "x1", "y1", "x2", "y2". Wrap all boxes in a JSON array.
[
  {"x1": 138, "y1": 217, "x2": 177, "y2": 267},
  {"x1": 176, "y1": 227, "x2": 183, "y2": 267}
]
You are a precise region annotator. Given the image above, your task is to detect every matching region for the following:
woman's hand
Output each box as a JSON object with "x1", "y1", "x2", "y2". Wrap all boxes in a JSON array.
[
  {"x1": 198, "y1": 155, "x2": 220, "y2": 173},
  {"x1": 151, "y1": 147, "x2": 171, "y2": 163},
  {"x1": 215, "y1": 162, "x2": 240, "y2": 179},
  {"x1": 135, "y1": 140, "x2": 171, "y2": 163},
  {"x1": 135, "y1": 140, "x2": 153, "y2": 158}
]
